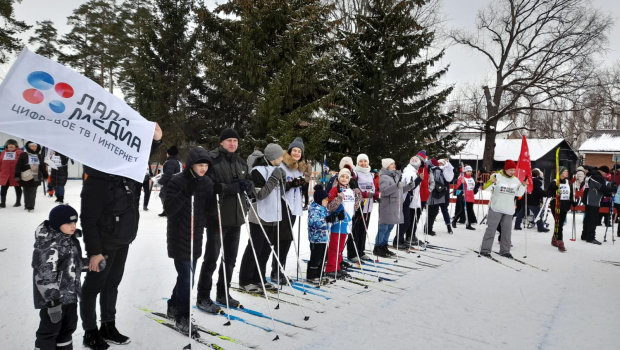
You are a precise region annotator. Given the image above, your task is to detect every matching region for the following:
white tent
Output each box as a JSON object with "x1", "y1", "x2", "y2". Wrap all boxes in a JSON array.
[{"x1": 454, "y1": 138, "x2": 566, "y2": 161}]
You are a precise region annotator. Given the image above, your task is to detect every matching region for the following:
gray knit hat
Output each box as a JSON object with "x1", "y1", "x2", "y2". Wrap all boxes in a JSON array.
[
  {"x1": 264, "y1": 143, "x2": 284, "y2": 161},
  {"x1": 288, "y1": 137, "x2": 305, "y2": 156}
]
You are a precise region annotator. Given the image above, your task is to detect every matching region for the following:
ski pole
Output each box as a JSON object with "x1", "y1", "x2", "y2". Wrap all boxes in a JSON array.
[
  {"x1": 243, "y1": 192, "x2": 310, "y2": 321},
  {"x1": 275, "y1": 183, "x2": 281, "y2": 307},
  {"x1": 236, "y1": 193, "x2": 280, "y2": 340},
  {"x1": 317, "y1": 221, "x2": 331, "y2": 289},
  {"x1": 215, "y1": 194, "x2": 231, "y2": 325},
  {"x1": 347, "y1": 198, "x2": 369, "y2": 288},
  {"x1": 358, "y1": 204, "x2": 382, "y2": 282},
  {"x1": 394, "y1": 182, "x2": 401, "y2": 263},
  {"x1": 188, "y1": 193, "x2": 194, "y2": 347},
  {"x1": 279, "y1": 182, "x2": 307, "y2": 295},
  {"x1": 523, "y1": 192, "x2": 528, "y2": 259}
]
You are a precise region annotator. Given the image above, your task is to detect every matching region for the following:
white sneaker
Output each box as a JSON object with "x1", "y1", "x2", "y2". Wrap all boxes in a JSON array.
[
  {"x1": 360, "y1": 254, "x2": 373, "y2": 261},
  {"x1": 349, "y1": 257, "x2": 360, "y2": 263}
]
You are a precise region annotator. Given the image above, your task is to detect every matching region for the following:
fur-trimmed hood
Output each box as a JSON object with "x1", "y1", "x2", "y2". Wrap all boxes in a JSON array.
[{"x1": 282, "y1": 152, "x2": 306, "y2": 171}]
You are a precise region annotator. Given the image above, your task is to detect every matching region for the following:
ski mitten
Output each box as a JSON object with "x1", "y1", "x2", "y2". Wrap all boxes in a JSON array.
[{"x1": 48, "y1": 305, "x2": 62, "y2": 324}]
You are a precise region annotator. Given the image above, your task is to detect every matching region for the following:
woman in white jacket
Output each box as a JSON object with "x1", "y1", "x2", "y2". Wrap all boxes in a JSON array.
[{"x1": 479, "y1": 160, "x2": 527, "y2": 258}]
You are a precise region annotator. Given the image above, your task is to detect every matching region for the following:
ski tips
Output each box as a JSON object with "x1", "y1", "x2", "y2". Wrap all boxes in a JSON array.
[{"x1": 304, "y1": 316, "x2": 310, "y2": 321}]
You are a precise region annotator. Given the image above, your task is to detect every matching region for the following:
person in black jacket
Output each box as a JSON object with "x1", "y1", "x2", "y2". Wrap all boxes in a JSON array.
[
  {"x1": 581, "y1": 166, "x2": 617, "y2": 244},
  {"x1": 15, "y1": 141, "x2": 48, "y2": 212},
  {"x1": 164, "y1": 147, "x2": 213, "y2": 337},
  {"x1": 158, "y1": 146, "x2": 182, "y2": 217},
  {"x1": 136, "y1": 165, "x2": 153, "y2": 211},
  {"x1": 196, "y1": 128, "x2": 254, "y2": 314},
  {"x1": 79, "y1": 124, "x2": 162, "y2": 350},
  {"x1": 547, "y1": 166, "x2": 576, "y2": 252},
  {"x1": 515, "y1": 169, "x2": 549, "y2": 232},
  {"x1": 49, "y1": 150, "x2": 70, "y2": 204}
]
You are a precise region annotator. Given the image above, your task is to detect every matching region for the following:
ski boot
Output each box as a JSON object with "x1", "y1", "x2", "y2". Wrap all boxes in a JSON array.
[
  {"x1": 551, "y1": 236, "x2": 558, "y2": 247},
  {"x1": 196, "y1": 299, "x2": 222, "y2": 314},
  {"x1": 216, "y1": 294, "x2": 243, "y2": 309},
  {"x1": 83, "y1": 328, "x2": 110, "y2": 350},
  {"x1": 100, "y1": 321, "x2": 131, "y2": 345},
  {"x1": 557, "y1": 240, "x2": 567, "y2": 252}
]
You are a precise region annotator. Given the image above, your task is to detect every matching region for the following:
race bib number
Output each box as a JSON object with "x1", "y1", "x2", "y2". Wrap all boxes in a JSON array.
[
  {"x1": 465, "y1": 178, "x2": 475, "y2": 190},
  {"x1": 3, "y1": 152, "x2": 16, "y2": 161},
  {"x1": 52, "y1": 155, "x2": 62, "y2": 167},
  {"x1": 559, "y1": 183, "x2": 570, "y2": 200},
  {"x1": 28, "y1": 155, "x2": 40, "y2": 165}
]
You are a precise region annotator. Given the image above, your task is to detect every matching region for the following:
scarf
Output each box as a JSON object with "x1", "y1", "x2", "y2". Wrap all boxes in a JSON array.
[{"x1": 355, "y1": 165, "x2": 370, "y2": 174}]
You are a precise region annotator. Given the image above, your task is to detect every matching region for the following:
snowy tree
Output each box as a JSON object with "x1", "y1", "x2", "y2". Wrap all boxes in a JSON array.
[{"x1": 0, "y1": 0, "x2": 30, "y2": 64}]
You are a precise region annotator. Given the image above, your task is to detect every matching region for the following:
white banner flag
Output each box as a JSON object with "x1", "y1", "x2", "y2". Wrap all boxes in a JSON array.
[{"x1": 0, "y1": 48, "x2": 155, "y2": 182}]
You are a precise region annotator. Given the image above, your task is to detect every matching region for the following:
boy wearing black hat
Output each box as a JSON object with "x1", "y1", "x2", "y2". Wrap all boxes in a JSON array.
[
  {"x1": 33, "y1": 205, "x2": 105, "y2": 350},
  {"x1": 582, "y1": 165, "x2": 617, "y2": 244},
  {"x1": 158, "y1": 146, "x2": 182, "y2": 217},
  {"x1": 164, "y1": 147, "x2": 214, "y2": 336},
  {"x1": 307, "y1": 185, "x2": 336, "y2": 284}
]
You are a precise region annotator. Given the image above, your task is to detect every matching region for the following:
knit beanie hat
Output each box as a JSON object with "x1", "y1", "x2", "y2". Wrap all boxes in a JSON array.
[
  {"x1": 504, "y1": 160, "x2": 516, "y2": 171},
  {"x1": 220, "y1": 128, "x2": 240, "y2": 142},
  {"x1": 381, "y1": 158, "x2": 395, "y2": 169},
  {"x1": 49, "y1": 205, "x2": 79, "y2": 232},
  {"x1": 288, "y1": 137, "x2": 305, "y2": 156},
  {"x1": 313, "y1": 185, "x2": 329, "y2": 204},
  {"x1": 416, "y1": 150, "x2": 427, "y2": 160},
  {"x1": 357, "y1": 154, "x2": 369, "y2": 165},
  {"x1": 532, "y1": 169, "x2": 540, "y2": 177},
  {"x1": 431, "y1": 158, "x2": 439, "y2": 167},
  {"x1": 167, "y1": 146, "x2": 179, "y2": 155},
  {"x1": 264, "y1": 143, "x2": 284, "y2": 161},
  {"x1": 559, "y1": 166, "x2": 568, "y2": 176},
  {"x1": 464, "y1": 165, "x2": 473, "y2": 172},
  {"x1": 338, "y1": 168, "x2": 351, "y2": 178},
  {"x1": 599, "y1": 165, "x2": 610, "y2": 174},
  {"x1": 339, "y1": 157, "x2": 354, "y2": 170}
]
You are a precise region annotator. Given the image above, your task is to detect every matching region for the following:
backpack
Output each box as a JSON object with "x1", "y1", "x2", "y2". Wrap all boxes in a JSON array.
[{"x1": 431, "y1": 168, "x2": 447, "y2": 199}]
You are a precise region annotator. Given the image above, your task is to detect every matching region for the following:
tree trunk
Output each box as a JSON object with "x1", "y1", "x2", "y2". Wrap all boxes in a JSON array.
[
  {"x1": 109, "y1": 67, "x2": 113, "y2": 93},
  {"x1": 482, "y1": 119, "x2": 498, "y2": 171}
]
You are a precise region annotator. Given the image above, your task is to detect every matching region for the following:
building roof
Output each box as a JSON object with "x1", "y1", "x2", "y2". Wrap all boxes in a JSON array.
[
  {"x1": 578, "y1": 130, "x2": 620, "y2": 152},
  {"x1": 455, "y1": 138, "x2": 566, "y2": 161}
]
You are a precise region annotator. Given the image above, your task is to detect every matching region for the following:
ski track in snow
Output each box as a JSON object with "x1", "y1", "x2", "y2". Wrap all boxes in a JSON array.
[{"x1": 1, "y1": 181, "x2": 619, "y2": 349}]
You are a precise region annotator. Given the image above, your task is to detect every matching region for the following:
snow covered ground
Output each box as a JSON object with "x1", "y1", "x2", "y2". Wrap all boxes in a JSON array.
[{"x1": 1, "y1": 180, "x2": 620, "y2": 350}]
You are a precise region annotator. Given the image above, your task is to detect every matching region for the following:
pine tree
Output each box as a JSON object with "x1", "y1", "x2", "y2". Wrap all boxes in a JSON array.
[
  {"x1": 334, "y1": 0, "x2": 458, "y2": 165},
  {"x1": 0, "y1": 0, "x2": 31, "y2": 64},
  {"x1": 195, "y1": 0, "x2": 339, "y2": 158},
  {"x1": 131, "y1": 0, "x2": 199, "y2": 153},
  {"x1": 28, "y1": 20, "x2": 61, "y2": 59}
]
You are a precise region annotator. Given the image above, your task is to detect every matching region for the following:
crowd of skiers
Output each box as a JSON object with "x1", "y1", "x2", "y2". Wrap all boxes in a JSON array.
[
  {"x1": 0, "y1": 139, "x2": 71, "y2": 211},
  {"x1": 24, "y1": 125, "x2": 620, "y2": 350}
]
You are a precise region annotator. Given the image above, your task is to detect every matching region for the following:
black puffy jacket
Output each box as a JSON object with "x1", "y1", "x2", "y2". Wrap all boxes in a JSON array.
[
  {"x1": 206, "y1": 146, "x2": 253, "y2": 227},
  {"x1": 165, "y1": 148, "x2": 214, "y2": 260},
  {"x1": 15, "y1": 142, "x2": 48, "y2": 188},
  {"x1": 80, "y1": 140, "x2": 161, "y2": 256},
  {"x1": 50, "y1": 153, "x2": 69, "y2": 187},
  {"x1": 528, "y1": 177, "x2": 546, "y2": 205}
]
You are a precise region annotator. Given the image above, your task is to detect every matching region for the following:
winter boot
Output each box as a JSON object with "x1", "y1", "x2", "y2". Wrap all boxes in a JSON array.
[
  {"x1": 167, "y1": 303, "x2": 177, "y2": 319},
  {"x1": 373, "y1": 246, "x2": 388, "y2": 258},
  {"x1": 54, "y1": 196, "x2": 62, "y2": 203},
  {"x1": 557, "y1": 240, "x2": 567, "y2": 252},
  {"x1": 270, "y1": 271, "x2": 288, "y2": 285},
  {"x1": 451, "y1": 218, "x2": 457, "y2": 228},
  {"x1": 551, "y1": 236, "x2": 558, "y2": 247},
  {"x1": 158, "y1": 211, "x2": 167, "y2": 217},
  {"x1": 360, "y1": 254, "x2": 373, "y2": 261},
  {"x1": 83, "y1": 328, "x2": 110, "y2": 350},
  {"x1": 479, "y1": 251, "x2": 492, "y2": 258},
  {"x1": 340, "y1": 261, "x2": 351, "y2": 270},
  {"x1": 216, "y1": 294, "x2": 242, "y2": 308},
  {"x1": 466, "y1": 224, "x2": 475, "y2": 231},
  {"x1": 349, "y1": 256, "x2": 360, "y2": 263},
  {"x1": 100, "y1": 321, "x2": 131, "y2": 345},
  {"x1": 175, "y1": 315, "x2": 200, "y2": 338},
  {"x1": 143, "y1": 206, "x2": 149, "y2": 211},
  {"x1": 13, "y1": 193, "x2": 21, "y2": 207},
  {"x1": 447, "y1": 225, "x2": 453, "y2": 234},
  {"x1": 196, "y1": 299, "x2": 222, "y2": 314},
  {"x1": 0, "y1": 196, "x2": 5, "y2": 208},
  {"x1": 500, "y1": 252, "x2": 514, "y2": 259}
]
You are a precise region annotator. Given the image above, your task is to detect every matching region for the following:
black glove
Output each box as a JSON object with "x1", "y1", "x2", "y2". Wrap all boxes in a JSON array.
[
  {"x1": 182, "y1": 178, "x2": 200, "y2": 197},
  {"x1": 337, "y1": 211, "x2": 345, "y2": 221},
  {"x1": 299, "y1": 178, "x2": 307, "y2": 187},
  {"x1": 214, "y1": 182, "x2": 224, "y2": 195},
  {"x1": 290, "y1": 178, "x2": 302, "y2": 188},
  {"x1": 271, "y1": 167, "x2": 286, "y2": 181},
  {"x1": 240, "y1": 179, "x2": 253, "y2": 193},
  {"x1": 225, "y1": 181, "x2": 242, "y2": 195},
  {"x1": 326, "y1": 213, "x2": 337, "y2": 223}
]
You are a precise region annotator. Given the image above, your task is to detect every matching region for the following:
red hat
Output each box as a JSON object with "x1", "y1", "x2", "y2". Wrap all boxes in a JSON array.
[
  {"x1": 431, "y1": 158, "x2": 439, "y2": 167},
  {"x1": 504, "y1": 160, "x2": 516, "y2": 171}
]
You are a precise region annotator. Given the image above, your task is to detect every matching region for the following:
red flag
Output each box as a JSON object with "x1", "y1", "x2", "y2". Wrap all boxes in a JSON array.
[{"x1": 516, "y1": 135, "x2": 533, "y2": 193}]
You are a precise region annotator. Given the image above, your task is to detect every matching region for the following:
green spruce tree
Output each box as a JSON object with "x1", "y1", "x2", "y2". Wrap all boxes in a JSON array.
[
  {"x1": 0, "y1": 0, "x2": 30, "y2": 64},
  {"x1": 334, "y1": 0, "x2": 459, "y2": 165},
  {"x1": 28, "y1": 20, "x2": 60, "y2": 59}
]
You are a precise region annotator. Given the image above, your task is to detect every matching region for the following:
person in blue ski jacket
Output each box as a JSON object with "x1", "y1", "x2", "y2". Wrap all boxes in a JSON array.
[{"x1": 306, "y1": 185, "x2": 337, "y2": 282}]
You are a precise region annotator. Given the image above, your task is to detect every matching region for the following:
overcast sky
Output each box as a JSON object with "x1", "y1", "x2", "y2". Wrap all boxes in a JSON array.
[{"x1": 8, "y1": 0, "x2": 620, "y2": 97}]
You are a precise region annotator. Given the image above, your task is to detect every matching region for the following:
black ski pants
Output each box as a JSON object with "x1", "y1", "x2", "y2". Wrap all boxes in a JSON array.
[
  {"x1": 552, "y1": 208, "x2": 569, "y2": 241},
  {"x1": 348, "y1": 212, "x2": 369, "y2": 258},
  {"x1": 428, "y1": 202, "x2": 450, "y2": 231},
  {"x1": 36, "y1": 304, "x2": 78, "y2": 350},
  {"x1": 454, "y1": 201, "x2": 477, "y2": 225},
  {"x1": 23, "y1": 186, "x2": 37, "y2": 209},
  {"x1": 582, "y1": 205, "x2": 600, "y2": 241},
  {"x1": 239, "y1": 223, "x2": 276, "y2": 286},
  {"x1": 80, "y1": 245, "x2": 129, "y2": 331},
  {"x1": 271, "y1": 215, "x2": 296, "y2": 275},
  {"x1": 197, "y1": 225, "x2": 241, "y2": 300},
  {"x1": 454, "y1": 194, "x2": 465, "y2": 223},
  {"x1": 307, "y1": 242, "x2": 327, "y2": 279},
  {"x1": 168, "y1": 259, "x2": 197, "y2": 322},
  {"x1": 136, "y1": 176, "x2": 151, "y2": 208}
]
